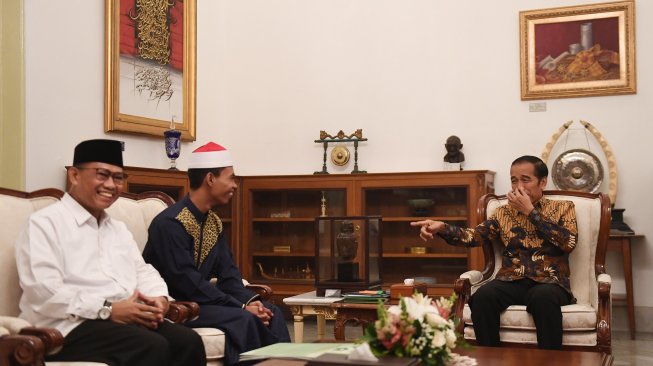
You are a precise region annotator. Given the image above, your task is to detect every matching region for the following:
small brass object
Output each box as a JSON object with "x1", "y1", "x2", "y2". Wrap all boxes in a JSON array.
[
  {"x1": 411, "y1": 247, "x2": 427, "y2": 254},
  {"x1": 405, "y1": 246, "x2": 431, "y2": 254},
  {"x1": 273, "y1": 245, "x2": 291, "y2": 253},
  {"x1": 314, "y1": 129, "x2": 367, "y2": 174},
  {"x1": 331, "y1": 145, "x2": 350, "y2": 166}
]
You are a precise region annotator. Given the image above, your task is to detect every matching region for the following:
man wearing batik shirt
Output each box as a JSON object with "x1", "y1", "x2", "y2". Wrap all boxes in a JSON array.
[{"x1": 411, "y1": 155, "x2": 578, "y2": 350}]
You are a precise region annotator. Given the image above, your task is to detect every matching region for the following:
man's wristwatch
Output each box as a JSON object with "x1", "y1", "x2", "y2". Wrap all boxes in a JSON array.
[{"x1": 98, "y1": 300, "x2": 112, "y2": 320}]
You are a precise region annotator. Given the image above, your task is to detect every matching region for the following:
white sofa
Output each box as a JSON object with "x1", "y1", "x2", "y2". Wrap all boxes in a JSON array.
[{"x1": 0, "y1": 188, "x2": 234, "y2": 366}]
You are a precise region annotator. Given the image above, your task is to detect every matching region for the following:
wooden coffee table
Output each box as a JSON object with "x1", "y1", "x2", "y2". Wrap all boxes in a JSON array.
[
  {"x1": 252, "y1": 347, "x2": 613, "y2": 366},
  {"x1": 255, "y1": 346, "x2": 613, "y2": 366},
  {"x1": 456, "y1": 346, "x2": 613, "y2": 365}
]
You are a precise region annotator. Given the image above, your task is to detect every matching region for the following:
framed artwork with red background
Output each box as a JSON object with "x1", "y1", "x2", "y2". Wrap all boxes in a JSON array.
[
  {"x1": 520, "y1": 1, "x2": 635, "y2": 100},
  {"x1": 105, "y1": 0, "x2": 196, "y2": 140}
]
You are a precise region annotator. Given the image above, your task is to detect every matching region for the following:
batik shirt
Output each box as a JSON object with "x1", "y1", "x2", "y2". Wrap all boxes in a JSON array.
[{"x1": 438, "y1": 197, "x2": 578, "y2": 296}]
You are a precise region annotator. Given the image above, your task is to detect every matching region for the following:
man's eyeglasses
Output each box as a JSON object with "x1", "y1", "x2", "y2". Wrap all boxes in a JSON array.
[{"x1": 75, "y1": 167, "x2": 128, "y2": 185}]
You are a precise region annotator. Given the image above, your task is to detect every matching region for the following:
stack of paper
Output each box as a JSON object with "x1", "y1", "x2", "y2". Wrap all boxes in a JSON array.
[
  {"x1": 342, "y1": 290, "x2": 389, "y2": 304},
  {"x1": 239, "y1": 343, "x2": 354, "y2": 363}
]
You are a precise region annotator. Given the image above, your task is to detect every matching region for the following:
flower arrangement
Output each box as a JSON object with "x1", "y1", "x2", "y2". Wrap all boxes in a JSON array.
[{"x1": 360, "y1": 293, "x2": 464, "y2": 366}]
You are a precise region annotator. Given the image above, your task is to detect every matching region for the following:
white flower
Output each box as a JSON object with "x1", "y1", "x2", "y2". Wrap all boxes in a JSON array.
[
  {"x1": 445, "y1": 328, "x2": 457, "y2": 349},
  {"x1": 402, "y1": 293, "x2": 437, "y2": 322},
  {"x1": 364, "y1": 293, "x2": 461, "y2": 366},
  {"x1": 425, "y1": 312, "x2": 448, "y2": 328},
  {"x1": 431, "y1": 330, "x2": 446, "y2": 348},
  {"x1": 387, "y1": 305, "x2": 402, "y2": 317},
  {"x1": 402, "y1": 296, "x2": 425, "y2": 321}
]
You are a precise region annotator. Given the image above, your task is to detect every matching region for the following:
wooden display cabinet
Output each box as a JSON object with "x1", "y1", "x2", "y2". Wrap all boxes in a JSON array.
[
  {"x1": 356, "y1": 172, "x2": 493, "y2": 296},
  {"x1": 241, "y1": 176, "x2": 355, "y2": 298},
  {"x1": 240, "y1": 171, "x2": 494, "y2": 297},
  {"x1": 122, "y1": 166, "x2": 189, "y2": 201}
]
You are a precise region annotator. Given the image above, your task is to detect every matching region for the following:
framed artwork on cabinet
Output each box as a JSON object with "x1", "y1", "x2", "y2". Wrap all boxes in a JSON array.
[
  {"x1": 520, "y1": 1, "x2": 635, "y2": 100},
  {"x1": 104, "y1": 0, "x2": 196, "y2": 140}
]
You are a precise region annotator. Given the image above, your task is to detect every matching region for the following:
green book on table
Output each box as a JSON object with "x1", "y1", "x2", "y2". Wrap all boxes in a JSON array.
[{"x1": 342, "y1": 290, "x2": 389, "y2": 303}]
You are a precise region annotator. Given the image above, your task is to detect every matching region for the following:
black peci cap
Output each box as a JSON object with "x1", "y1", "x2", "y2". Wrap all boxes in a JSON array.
[{"x1": 73, "y1": 139, "x2": 124, "y2": 168}]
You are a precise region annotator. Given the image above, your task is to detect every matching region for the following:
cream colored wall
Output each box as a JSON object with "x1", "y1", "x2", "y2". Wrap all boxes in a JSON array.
[
  {"x1": 23, "y1": 1, "x2": 653, "y2": 308},
  {"x1": 0, "y1": 0, "x2": 25, "y2": 190}
]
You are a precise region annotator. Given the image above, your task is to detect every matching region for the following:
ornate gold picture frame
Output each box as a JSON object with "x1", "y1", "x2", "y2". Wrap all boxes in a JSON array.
[
  {"x1": 520, "y1": 1, "x2": 636, "y2": 100},
  {"x1": 105, "y1": 0, "x2": 196, "y2": 141}
]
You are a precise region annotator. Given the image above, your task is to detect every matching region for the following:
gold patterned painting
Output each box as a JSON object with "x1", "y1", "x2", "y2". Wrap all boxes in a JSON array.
[
  {"x1": 105, "y1": 0, "x2": 196, "y2": 140},
  {"x1": 520, "y1": 1, "x2": 635, "y2": 100}
]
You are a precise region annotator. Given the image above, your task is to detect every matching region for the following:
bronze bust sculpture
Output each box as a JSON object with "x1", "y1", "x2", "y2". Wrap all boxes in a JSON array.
[{"x1": 444, "y1": 135, "x2": 465, "y2": 164}]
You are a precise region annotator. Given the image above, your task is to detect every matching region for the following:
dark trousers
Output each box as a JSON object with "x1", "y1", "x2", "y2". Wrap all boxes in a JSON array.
[
  {"x1": 469, "y1": 278, "x2": 572, "y2": 349},
  {"x1": 46, "y1": 320, "x2": 206, "y2": 366},
  {"x1": 188, "y1": 301, "x2": 290, "y2": 365}
]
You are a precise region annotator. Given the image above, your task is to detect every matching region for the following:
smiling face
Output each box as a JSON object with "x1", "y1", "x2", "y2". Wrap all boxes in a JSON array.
[
  {"x1": 208, "y1": 166, "x2": 238, "y2": 206},
  {"x1": 510, "y1": 162, "x2": 547, "y2": 203},
  {"x1": 68, "y1": 162, "x2": 124, "y2": 219}
]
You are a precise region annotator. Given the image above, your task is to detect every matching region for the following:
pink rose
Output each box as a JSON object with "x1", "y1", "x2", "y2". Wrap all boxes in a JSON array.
[{"x1": 379, "y1": 329, "x2": 402, "y2": 349}]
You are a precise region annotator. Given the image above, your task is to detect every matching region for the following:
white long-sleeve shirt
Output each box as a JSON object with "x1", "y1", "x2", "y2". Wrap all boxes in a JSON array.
[{"x1": 15, "y1": 193, "x2": 170, "y2": 336}]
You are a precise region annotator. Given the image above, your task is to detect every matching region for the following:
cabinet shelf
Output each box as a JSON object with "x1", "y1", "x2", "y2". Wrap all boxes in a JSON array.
[
  {"x1": 382, "y1": 253, "x2": 468, "y2": 258},
  {"x1": 250, "y1": 278, "x2": 315, "y2": 285},
  {"x1": 252, "y1": 218, "x2": 315, "y2": 222},
  {"x1": 252, "y1": 252, "x2": 314, "y2": 257},
  {"x1": 382, "y1": 216, "x2": 469, "y2": 222}
]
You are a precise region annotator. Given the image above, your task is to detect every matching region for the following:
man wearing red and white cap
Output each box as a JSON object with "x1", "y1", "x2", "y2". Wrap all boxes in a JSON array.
[{"x1": 143, "y1": 142, "x2": 290, "y2": 365}]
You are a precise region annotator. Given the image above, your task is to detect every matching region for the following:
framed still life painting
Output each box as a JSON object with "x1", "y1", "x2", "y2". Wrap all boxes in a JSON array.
[
  {"x1": 520, "y1": 1, "x2": 636, "y2": 100},
  {"x1": 105, "y1": 0, "x2": 196, "y2": 140}
]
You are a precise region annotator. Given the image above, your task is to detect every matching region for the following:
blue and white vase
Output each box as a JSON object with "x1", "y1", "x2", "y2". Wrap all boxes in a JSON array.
[{"x1": 164, "y1": 129, "x2": 182, "y2": 170}]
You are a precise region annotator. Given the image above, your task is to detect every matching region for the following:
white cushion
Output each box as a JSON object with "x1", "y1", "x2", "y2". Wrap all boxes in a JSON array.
[
  {"x1": 463, "y1": 327, "x2": 598, "y2": 346},
  {"x1": 0, "y1": 194, "x2": 59, "y2": 317},
  {"x1": 0, "y1": 315, "x2": 32, "y2": 333},
  {"x1": 462, "y1": 303, "x2": 597, "y2": 331},
  {"x1": 193, "y1": 327, "x2": 226, "y2": 360}
]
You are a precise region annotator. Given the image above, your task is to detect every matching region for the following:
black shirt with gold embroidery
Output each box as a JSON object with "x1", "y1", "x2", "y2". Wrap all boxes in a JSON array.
[
  {"x1": 438, "y1": 197, "x2": 578, "y2": 296},
  {"x1": 143, "y1": 195, "x2": 255, "y2": 307}
]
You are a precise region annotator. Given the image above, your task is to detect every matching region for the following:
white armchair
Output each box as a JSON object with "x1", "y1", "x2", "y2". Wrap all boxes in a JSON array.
[
  {"x1": 0, "y1": 188, "x2": 263, "y2": 366},
  {"x1": 452, "y1": 191, "x2": 612, "y2": 354}
]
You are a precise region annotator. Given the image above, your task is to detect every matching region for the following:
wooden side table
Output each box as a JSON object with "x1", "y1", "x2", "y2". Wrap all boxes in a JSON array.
[
  {"x1": 607, "y1": 233, "x2": 643, "y2": 340},
  {"x1": 331, "y1": 303, "x2": 380, "y2": 341}
]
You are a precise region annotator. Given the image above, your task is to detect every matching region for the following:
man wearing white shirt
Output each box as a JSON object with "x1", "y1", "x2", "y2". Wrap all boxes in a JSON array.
[{"x1": 15, "y1": 139, "x2": 205, "y2": 366}]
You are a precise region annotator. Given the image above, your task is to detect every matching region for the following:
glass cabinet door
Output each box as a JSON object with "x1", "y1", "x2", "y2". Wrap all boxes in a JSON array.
[
  {"x1": 249, "y1": 189, "x2": 346, "y2": 284},
  {"x1": 363, "y1": 186, "x2": 470, "y2": 287}
]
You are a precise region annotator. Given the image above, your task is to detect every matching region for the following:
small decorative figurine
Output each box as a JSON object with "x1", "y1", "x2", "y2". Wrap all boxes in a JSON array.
[
  {"x1": 314, "y1": 129, "x2": 367, "y2": 174},
  {"x1": 320, "y1": 191, "x2": 327, "y2": 217},
  {"x1": 336, "y1": 221, "x2": 359, "y2": 281},
  {"x1": 315, "y1": 216, "x2": 382, "y2": 296},
  {"x1": 443, "y1": 135, "x2": 464, "y2": 171}
]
